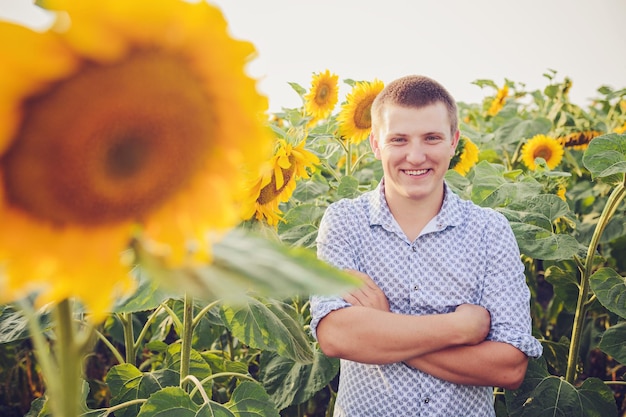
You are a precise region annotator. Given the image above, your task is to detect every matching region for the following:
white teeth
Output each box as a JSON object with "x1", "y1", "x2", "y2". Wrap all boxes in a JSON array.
[{"x1": 404, "y1": 169, "x2": 428, "y2": 176}]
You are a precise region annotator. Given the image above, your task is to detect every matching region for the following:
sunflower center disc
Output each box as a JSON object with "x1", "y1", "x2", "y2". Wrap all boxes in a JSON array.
[
  {"x1": 2, "y1": 52, "x2": 215, "y2": 226},
  {"x1": 353, "y1": 98, "x2": 373, "y2": 130},
  {"x1": 257, "y1": 154, "x2": 296, "y2": 205}
]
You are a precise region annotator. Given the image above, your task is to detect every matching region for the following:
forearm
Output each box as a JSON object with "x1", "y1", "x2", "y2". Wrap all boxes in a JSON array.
[
  {"x1": 316, "y1": 306, "x2": 484, "y2": 365},
  {"x1": 404, "y1": 341, "x2": 528, "y2": 389}
]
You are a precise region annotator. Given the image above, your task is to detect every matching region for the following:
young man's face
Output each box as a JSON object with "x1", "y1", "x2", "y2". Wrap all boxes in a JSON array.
[{"x1": 370, "y1": 102, "x2": 460, "y2": 207}]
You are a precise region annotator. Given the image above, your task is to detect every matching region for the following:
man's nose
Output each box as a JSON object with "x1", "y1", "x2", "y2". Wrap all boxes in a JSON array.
[{"x1": 405, "y1": 141, "x2": 426, "y2": 164}]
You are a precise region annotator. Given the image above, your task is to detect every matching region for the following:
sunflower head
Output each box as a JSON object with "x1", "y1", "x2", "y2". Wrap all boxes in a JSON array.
[
  {"x1": 0, "y1": 0, "x2": 272, "y2": 320},
  {"x1": 487, "y1": 84, "x2": 509, "y2": 117},
  {"x1": 243, "y1": 138, "x2": 320, "y2": 227},
  {"x1": 450, "y1": 136, "x2": 479, "y2": 175},
  {"x1": 557, "y1": 130, "x2": 603, "y2": 151},
  {"x1": 337, "y1": 79, "x2": 385, "y2": 144},
  {"x1": 520, "y1": 134, "x2": 564, "y2": 170},
  {"x1": 303, "y1": 70, "x2": 339, "y2": 123}
]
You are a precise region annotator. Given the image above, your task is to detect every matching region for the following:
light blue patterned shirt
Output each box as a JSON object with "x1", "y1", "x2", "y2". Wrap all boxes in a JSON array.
[{"x1": 310, "y1": 181, "x2": 543, "y2": 417}]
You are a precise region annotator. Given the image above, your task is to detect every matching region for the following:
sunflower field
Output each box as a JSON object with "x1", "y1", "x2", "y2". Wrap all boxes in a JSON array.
[{"x1": 1, "y1": 2, "x2": 626, "y2": 417}]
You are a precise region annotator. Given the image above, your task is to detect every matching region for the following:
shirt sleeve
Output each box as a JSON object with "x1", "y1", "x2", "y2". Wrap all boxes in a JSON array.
[
  {"x1": 479, "y1": 210, "x2": 543, "y2": 358},
  {"x1": 309, "y1": 201, "x2": 356, "y2": 341}
]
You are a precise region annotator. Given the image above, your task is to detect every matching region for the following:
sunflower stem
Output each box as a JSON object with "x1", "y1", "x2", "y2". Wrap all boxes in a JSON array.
[
  {"x1": 180, "y1": 292, "x2": 194, "y2": 389},
  {"x1": 52, "y1": 299, "x2": 82, "y2": 417},
  {"x1": 18, "y1": 300, "x2": 57, "y2": 402},
  {"x1": 119, "y1": 312, "x2": 136, "y2": 364},
  {"x1": 565, "y1": 181, "x2": 625, "y2": 383},
  {"x1": 345, "y1": 142, "x2": 354, "y2": 177}
]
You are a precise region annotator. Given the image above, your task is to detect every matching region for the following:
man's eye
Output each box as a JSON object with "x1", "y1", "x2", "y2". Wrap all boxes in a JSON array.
[{"x1": 390, "y1": 137, "x2": 405, "y2": 143}]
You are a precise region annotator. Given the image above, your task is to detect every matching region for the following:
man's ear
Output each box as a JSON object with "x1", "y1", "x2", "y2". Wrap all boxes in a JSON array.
[
  {"x1": 450, "y1": 130, "x2": 460, "y2": 156},
  {"x1": 369, "y1": 132, "x2": 381, "y2": 159}
]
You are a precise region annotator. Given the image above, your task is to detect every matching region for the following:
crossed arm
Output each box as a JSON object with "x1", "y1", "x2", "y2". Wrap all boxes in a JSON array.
[{"x1": 315, "y1": 270, "x2": 529, "y2": 390}]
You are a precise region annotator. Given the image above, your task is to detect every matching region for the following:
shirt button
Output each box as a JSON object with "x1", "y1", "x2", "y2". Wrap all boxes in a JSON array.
[
  {"x1": 411, "y1": 246, "x2": 417, "y2": 252},
  {"x1": 413, "y1": 285, "x2": 419, "y2": 291},
  {"x1": 424, "y1": 398, "x2": 430, "y2": 404}
]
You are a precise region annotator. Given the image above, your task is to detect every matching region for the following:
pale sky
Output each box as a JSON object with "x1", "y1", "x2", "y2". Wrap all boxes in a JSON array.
[{"x1": 2, "y1": 0, "x2": 625, "y2": 111}]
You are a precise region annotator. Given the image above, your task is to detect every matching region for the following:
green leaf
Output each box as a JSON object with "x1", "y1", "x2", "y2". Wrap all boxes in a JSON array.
[
  {"x1": 337, "y1": 175, "x2": 360, "y2": 199},
  {"x1": 221, "y1": 297, "x2": 314, "y2": 364},
  {"x1": 225, "y1": 381, "x2": 280, "y2": 417},
  {"x1": 106, "y1": 363, "x2": 180, "y2": 417},
  {"x1": 195, "y1": 402, "x2": 236, "y2": 417},
  {"x1": 0, "y1": 302, "x2": 54, "y2": 343},
  {"x1": 495, "y1": 117, "x2": 552, "y2": 145},
  {"x1": 113, "y1": 269, "x2": 175, "y2": 313},
  {"x1": 508, "y1": 222, "x2": 579, "y2": 260},
  {"x1": 163, "y1": 343, "x2": 213, "y2": 393},
  {"x1": 589, "y1": 267, "x2": 626, "y2": 318},
  {"x1": 24, "y1": 397, "x2": 50, "y2": 417},
  {"x1": 598, "y1": 321, "x2": 626, "y2": 365},
  {"x1": 507, "y1": 194, "x2": 571, "y2": 223},
  {"x1": 582, "y1": 133, "x2": 626, "y2": 180},
  {"x1": 287, "y1": 82, "x2": 306, "y2": 97},
  {"x1": 136, "y1": 387, "x2": 197, "y2": 417},
  {"x1": 137, "y1": 228, "x2": 359, "y2": 303},
  {"x1": 470, "y1": 161, "x2": 542, "y2": 208},
  {"x1": 278, "y1": 203, "x2": 325, "y2": 248},
  {"x1": 506, "y1": 358, "x2": 617, "y2": 417},
  {"x1": 539, "y1": 337, "x2": 570, "y2": 377},
  {"x1": 259, "y1": 348, "x2": 339, "y2": 410},
  {"x1": 544, "y1": 266, "x2": 580, "y2": 312}
]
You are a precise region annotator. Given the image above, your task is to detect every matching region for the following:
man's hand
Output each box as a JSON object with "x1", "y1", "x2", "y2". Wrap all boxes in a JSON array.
[
  {"x1": 453, "y1": 304, "x2": 491, "y2": 345},
  {"x1": 342, "y1": 269, "x2": 390, "y2": 312}
]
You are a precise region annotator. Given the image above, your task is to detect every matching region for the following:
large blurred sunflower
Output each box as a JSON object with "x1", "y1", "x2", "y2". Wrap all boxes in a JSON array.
[
  {"x1": 487, "y1": 84, "x2": 508, "y2": 117},
  {"x1": 244, "y1": 139, "x2": 320, "y2": 226},
  {"x1": 520, "y1": 134, "x2": 564, "y2": 170},
  {"x1": 0, "y1": 0, "x2": 272, "y2": 320},
  {"x1": 304, "y1": 69, "x2": 339, "y2": 123},
  {"x1": 450, "y1": 136, "x2": 479, "y2": 175},
  {"x1": 337, "y1": 79, "x2": 384, "y2": 144}
]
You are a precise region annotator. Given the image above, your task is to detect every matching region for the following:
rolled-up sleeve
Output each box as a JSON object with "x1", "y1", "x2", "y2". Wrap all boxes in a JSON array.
[
  {"x1": 309, "y1": 201, "x2": 356, "y2": 341},
  {"x1": 480, "y1": 211, "x2": 543, "y2": 358}
]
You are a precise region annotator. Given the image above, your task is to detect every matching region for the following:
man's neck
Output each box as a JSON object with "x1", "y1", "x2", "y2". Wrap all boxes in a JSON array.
[{"x1": 385, "y1": 185, "x2": 445, "y2": 241}]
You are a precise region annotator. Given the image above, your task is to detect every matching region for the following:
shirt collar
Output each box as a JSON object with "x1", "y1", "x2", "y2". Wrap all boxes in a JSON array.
[{"x1": 367, "y1": 179, "x2": 465, "y2": 231}]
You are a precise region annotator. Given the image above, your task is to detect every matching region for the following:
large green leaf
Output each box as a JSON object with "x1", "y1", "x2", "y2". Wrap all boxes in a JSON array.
[
  {"x1": 163, "y1": 343, "x2": 213, "y2": 393},
  {"x1": 336, "y1": 175, "x2": 360, "y2": 199},
  {"x1": 136, "y1": 386, "x2": 235, "y2": 417},
  {"x1": 136, "y1": 386, "x2": 197, "y2": 417},
  {"x1": 509, "y1": 222, "x2": 579, "y2": 260},
  {"x1": 221, "y1": 297, "x2": 314, "y2": 364},
  {"x1": 0, "y1": 302, "x2": 54, "y2": 343},
  {"x1": 589, "y1": 267, "x2": 626, "y2": 318},
  {"x1": 106, "y1": 363, "x2": 180, "y2": 417},
  {"x1": 506, "y1": 358, "x2": 617, "y2": 417},
  {"x1": 113, "y1": 269, "x2": 175, "y2": 313},
  {"x1": 470, "y1": 161, "x2": 542, "y2": 208},
  {"x1": 507, "y1": 194, "x2": 571, "y2": 223},
  {"x1": 224, "y1": 381, "x2": 280, "y2": 417},
  {"x1": 494, "y1": 117, "x2": 552, "y2": 145},
  {"x1": 598, "y1": 321, "x2": 626, "y2": 365},
  {"x1": 582, "y1": 133, "x2": 626, "y2": 180},
  {"x1": 136, "y1": 228, "x2": 360, "y2": 303},
  {"x1": 259, "y1": 348, "x2": 339, "y2": 410},
  {"x1": 278, "y1": 203, "x2": 325, "y2": 248}
]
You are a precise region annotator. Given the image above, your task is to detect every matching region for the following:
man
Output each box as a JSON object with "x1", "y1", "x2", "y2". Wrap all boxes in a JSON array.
[{"x1": 310, "y1": 75, "x2": 542, "y2": 416}]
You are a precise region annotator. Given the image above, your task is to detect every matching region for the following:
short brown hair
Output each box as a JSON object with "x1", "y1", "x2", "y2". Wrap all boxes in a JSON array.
[{"x1": 371, "y1": 75, "x2": 458, "y2": 136}]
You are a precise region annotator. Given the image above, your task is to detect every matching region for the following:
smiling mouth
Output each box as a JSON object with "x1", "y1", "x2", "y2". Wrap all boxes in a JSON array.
[{"x1": 403, "y1": 169, "x2": 429, "y2": 176}]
